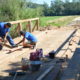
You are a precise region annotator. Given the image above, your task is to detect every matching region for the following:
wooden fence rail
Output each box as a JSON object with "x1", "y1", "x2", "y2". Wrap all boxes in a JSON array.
[{"x1": 9, "y1": 18, "x2": 39, "y2": 33}]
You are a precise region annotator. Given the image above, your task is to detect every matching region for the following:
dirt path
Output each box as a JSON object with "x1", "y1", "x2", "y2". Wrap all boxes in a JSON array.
[
  {"x1": 0, "y1": 27, "x2": 75, "y2": 77},
  {"x1": 1, "y1": 17, "x2": 80, "y2": 79}
]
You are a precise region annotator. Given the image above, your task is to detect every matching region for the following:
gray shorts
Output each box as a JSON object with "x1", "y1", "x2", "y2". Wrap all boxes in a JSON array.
[{"x1": 28, "y1": 41, "x2": 37, "y2": 46}]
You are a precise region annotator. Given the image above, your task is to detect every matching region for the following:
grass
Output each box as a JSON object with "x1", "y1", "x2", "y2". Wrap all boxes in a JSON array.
[
  {"x1": 40, "y1": 16, "x2": 78, "y2": 27},
  {"x1": 40, "y1": 16, "x2": 63, "y2": 27}
]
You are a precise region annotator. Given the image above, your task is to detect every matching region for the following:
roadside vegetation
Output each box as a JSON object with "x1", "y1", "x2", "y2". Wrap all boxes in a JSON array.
[
  {"x1": 0, "y1": 0, "x2": 80, "y2": 37},
  {"x1": 0, "y1": 0, "x2": 80, "y2": 22},
  {"x1": 40, "y1": 16, "x2": 78, "y2": 27}
]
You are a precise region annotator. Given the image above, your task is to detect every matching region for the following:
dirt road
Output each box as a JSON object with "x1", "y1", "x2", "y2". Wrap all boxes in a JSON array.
[
  {"x1": 0, "y1": 17, "x2": 80, "y2": 80},
  {"x1": 0, "y1": 27, "x2": 76, "y2": 77}
]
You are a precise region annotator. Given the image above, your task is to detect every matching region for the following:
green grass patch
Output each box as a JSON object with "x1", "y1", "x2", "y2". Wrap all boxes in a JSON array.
[
  {"x1": 40, "y1": 16, "x2": 63, "y2": 27},
  {"x1": 40, "y1": 16, "x2": 78, "y2": 27}
]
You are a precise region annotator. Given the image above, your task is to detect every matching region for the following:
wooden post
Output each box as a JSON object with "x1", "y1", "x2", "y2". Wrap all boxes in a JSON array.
[
  {"x1": 36, "y1": 19, "x2": 39, "y2": 30},
  {"x1": 17, "y1": 23, "x2": 22, "y2": 35},
  {"x1": 28, "y1": 21, "x2": 32, "y2": 32},
  {"x1": 18, "y1": 23, "x2": 22, "y2": 31},
  {"x1": 32, "y1": 21, "x2": 37, "y2": 32}
]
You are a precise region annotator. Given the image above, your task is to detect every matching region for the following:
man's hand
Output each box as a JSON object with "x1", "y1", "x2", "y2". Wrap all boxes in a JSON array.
[
  {"x1": 3, "y1": 32, "x2": 8, "y2": 43},
  {"x1": 16, "y1": 38, "x2": 24, "y2": 45},
  {"x1": 0, "y1": 37, "x2": 3, "y2": 42},
  {"x1": 3, "y1": 38, "x2": 7, "y2": 44}
]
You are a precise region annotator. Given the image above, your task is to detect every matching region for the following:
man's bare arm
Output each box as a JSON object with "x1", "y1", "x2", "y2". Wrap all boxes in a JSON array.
[
  {"x1": 16, "y1": 38, "x2": 25, "y2": 45},
  {"x1": 3, "y1": 32, "x2": 8, "y2": 42}
]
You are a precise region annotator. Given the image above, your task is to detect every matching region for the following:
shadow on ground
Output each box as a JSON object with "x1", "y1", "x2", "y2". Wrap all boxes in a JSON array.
[{"x1": 0, "y1": 29, "x2": 78, "y2": 80}]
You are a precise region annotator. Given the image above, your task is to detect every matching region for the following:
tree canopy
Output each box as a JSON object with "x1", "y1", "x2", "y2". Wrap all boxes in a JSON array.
[{"x1": 0, "y1": 0, "x2": 80, "y2": 21}]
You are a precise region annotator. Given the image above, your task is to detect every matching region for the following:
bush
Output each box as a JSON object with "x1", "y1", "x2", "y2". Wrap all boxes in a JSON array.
[{"x1": 0, "y1": 0, "x2": 43, "y2": 22}]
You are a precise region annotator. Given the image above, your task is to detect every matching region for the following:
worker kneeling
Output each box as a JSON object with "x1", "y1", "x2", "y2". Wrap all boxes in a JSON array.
[{"x1": 17, "y1": 31, "x2": 37, "y2": 49}]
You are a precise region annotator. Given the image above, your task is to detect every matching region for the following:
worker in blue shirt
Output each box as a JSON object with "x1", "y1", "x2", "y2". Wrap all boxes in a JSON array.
[
  {"x1": 16, "y1": 31, "x2": 37, "y2": 49},
  {"x1": 0, "y1": 22, "x2": 17, "y2": 48}
]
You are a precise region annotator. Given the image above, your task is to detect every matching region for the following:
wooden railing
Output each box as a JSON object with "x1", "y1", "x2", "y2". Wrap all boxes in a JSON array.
[{"x1": 9, "y1": 18, "x2": 39, "y2": 33}]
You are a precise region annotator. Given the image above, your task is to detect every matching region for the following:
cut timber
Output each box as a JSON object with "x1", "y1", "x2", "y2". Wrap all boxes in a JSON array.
[
  {"x1": 9, "y1": 18, "x2": 39, "y2": 32},
  {"x1": 43, "y1": 64, "x2": 61, "y2": 80},
  {"x1": 10, "y1": 18, "x2": 39, "y2": 24},
  {"x1": 6, "y1": 46, "x2": 23, "y2": 54},
  {"x1": 36, "y1": 65, "x2": 55, "y2": 80}
]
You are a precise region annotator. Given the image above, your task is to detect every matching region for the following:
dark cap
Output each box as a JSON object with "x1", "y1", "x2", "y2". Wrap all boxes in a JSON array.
[
  {"x1": 6, "y1": 23, "x2": 12, "y2": 27},
  {"x1": 20, "y1": 31, "x2": 25, "y2": 35}
]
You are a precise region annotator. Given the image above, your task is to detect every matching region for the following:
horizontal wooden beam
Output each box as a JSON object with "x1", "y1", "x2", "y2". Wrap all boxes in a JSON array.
[{"x1": 9, "y1": 18, "x2": 39, "y2": 24}]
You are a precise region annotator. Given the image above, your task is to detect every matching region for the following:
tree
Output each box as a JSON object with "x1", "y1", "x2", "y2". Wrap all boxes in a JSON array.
[
  {"x1": 42, "y1": 2, "x2": 50, "y2": 16},
  {"x1": 65, "y1": 0, "x2": 70, "y2": 3},
  {"x1": 72, "y1": 0, "x2": 80, "y2": 2},
  {"x1": 0, "y1": 0, "x2": 24, "y2": 21},
  {"x1": 50, "y1": 0, "x2": 64, "y2": 15}
]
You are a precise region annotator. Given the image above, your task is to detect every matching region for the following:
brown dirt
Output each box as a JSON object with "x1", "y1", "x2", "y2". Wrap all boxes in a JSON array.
[{"x1": 0, "y1": 27, "x2": 76, "y2": 77}]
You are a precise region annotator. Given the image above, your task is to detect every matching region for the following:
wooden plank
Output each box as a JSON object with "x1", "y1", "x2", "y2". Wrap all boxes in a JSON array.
[
  {"x1": 8, "y1": 18, "x2": 39, "y2": 32},
  {"x1": 43, "y1": 64, "x2": 61, "y2": 80},
  {"x1": 36, "y1": 65, "x2": 55, "y2": 80},
  {"x1": 9, "y1": 18, "x2": 39, "y2": 24}
]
